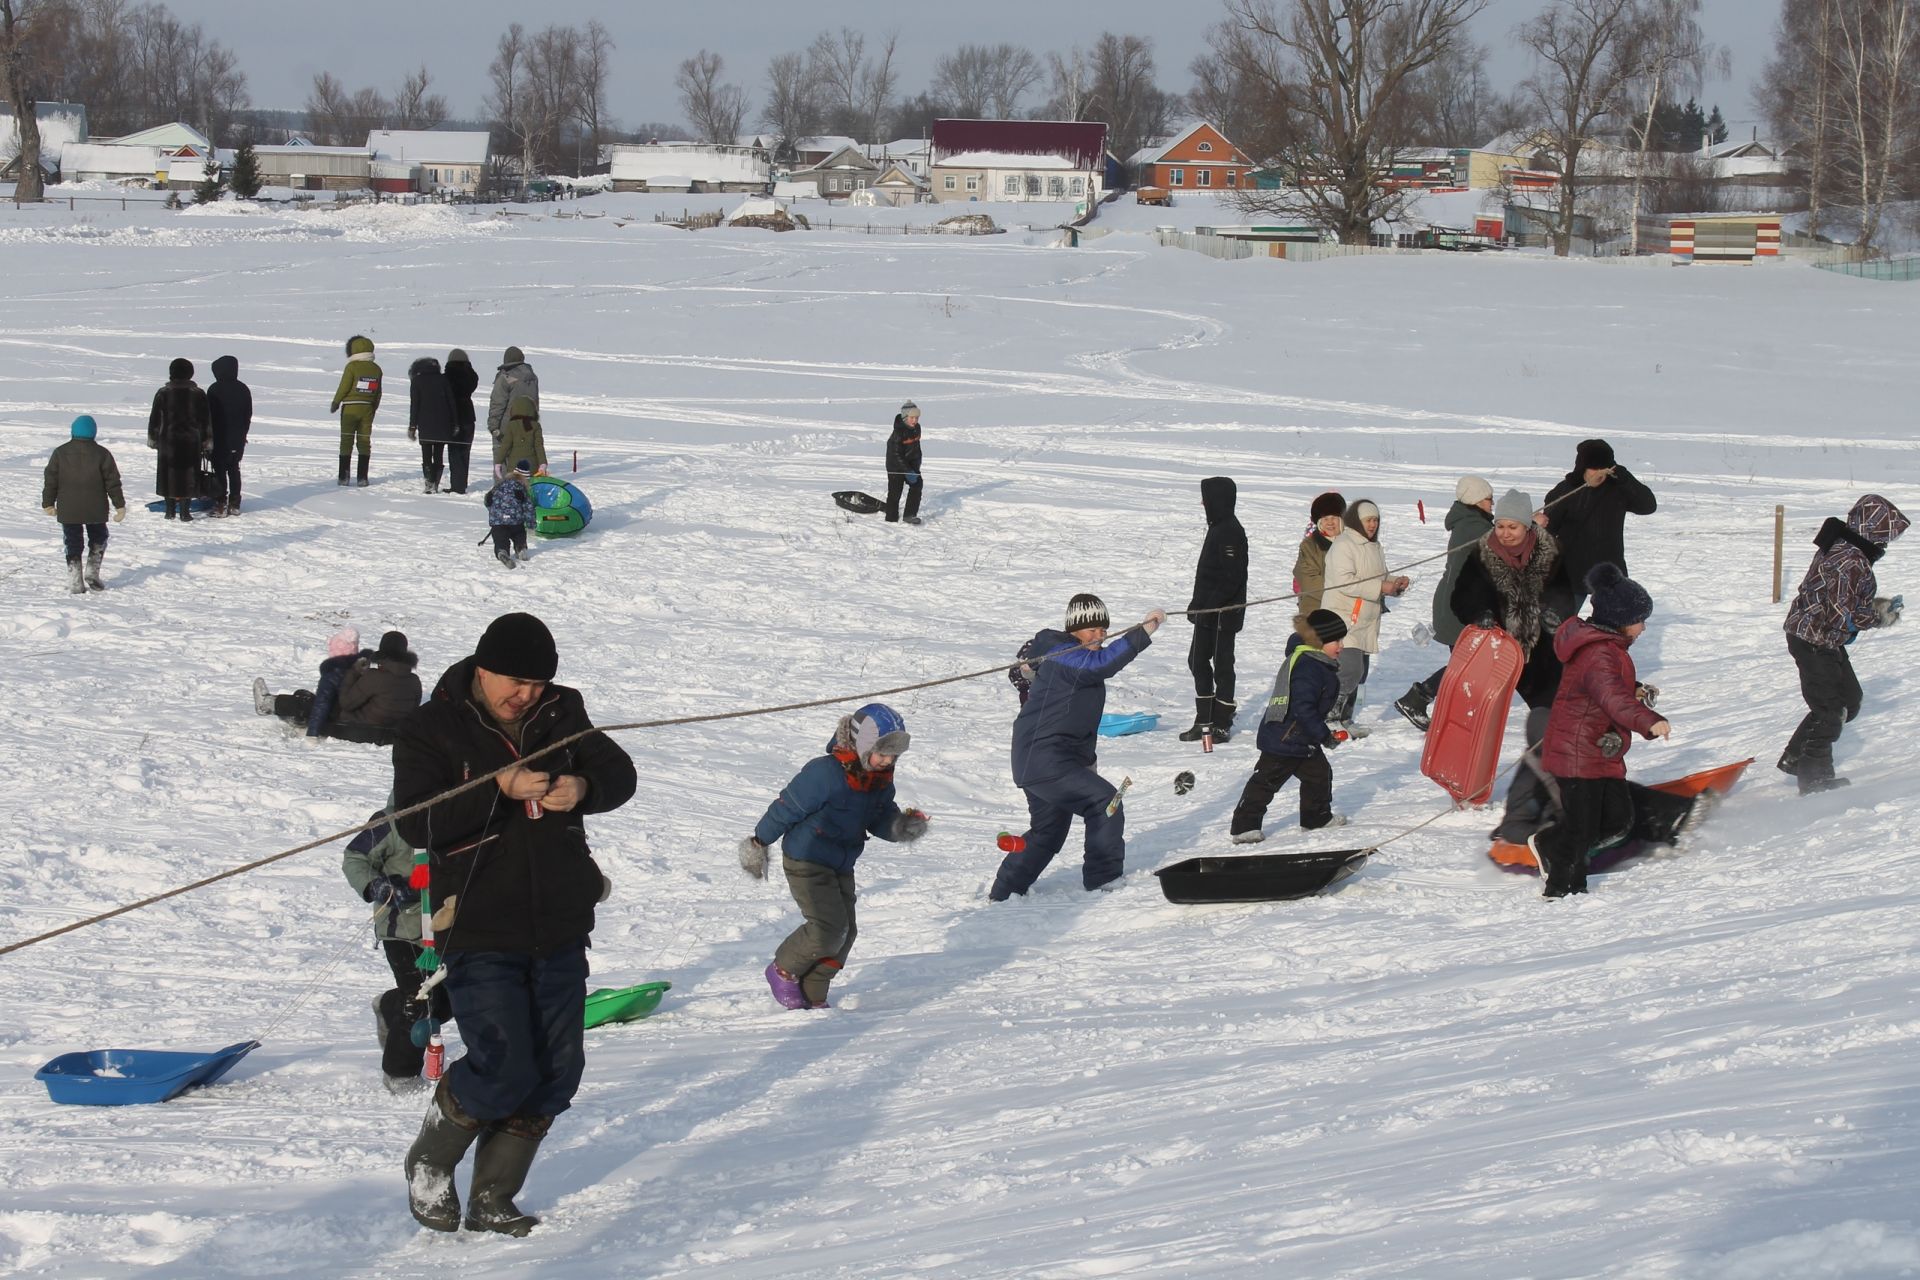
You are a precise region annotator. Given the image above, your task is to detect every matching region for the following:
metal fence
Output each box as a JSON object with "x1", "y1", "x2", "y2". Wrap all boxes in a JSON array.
[{"x1": 1811, "y1": 255, "x2": 1920, "y2": 281}]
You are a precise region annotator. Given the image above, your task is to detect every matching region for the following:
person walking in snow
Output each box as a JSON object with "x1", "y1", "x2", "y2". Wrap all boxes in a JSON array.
[
  {"x1": 1544, "y1": 439, "x2": 1657, "y2": 611},
  {"x1": 206, "y1": 355, "x2": 251, "y2": 517},
  {"x1": 1394, "y1": 475, "x2": 1495, "y2": 731},
  {"x1": 147, "y1": 357, "x2": 211, "y2": 521},
  {"x1": 991, "y1": 594, "x2": 1166, "y2": 901},
  {"x1": 1229, "y1": 609, "x2": 1350, "y2": 840},
  {"x1": 493, "y1": 395, "x2": 548, "y2": 481},
  {"x1": 252, "y1": 626, "x2": 373, "y2": 739},
  {"x1": 341, "y1": 800, "x2": 453, "y2": 1094},
  {"x1": 444, "y1": 349, "x2": 480, "y2": 494},
  {"x1": 329, "y1": 335, "x2": 383, "y2": 488},
  {"x1": 408, "y1": 357, "x2": 461, "y2": 494},
  {"x1": 41, "y1": 414, "x2": 126, "y2": 594},
  {"x1": 486, "y1": 346, "x2": 538, "y2": 445},
  {"x1": 1319, "y1": 498, "x2": 1411, "y2": 735},
  {"x1": 884, "y1": 400, "x2": 924, "y2": 524},
  {"x1": 485, "y1": 460, "x2": 537, "y2": 568},
  {"x1": 1779, "y1": 494, "x2": 1908, "y2": 794},
  {"x1": 738, "y1": 704, "x2": 929, "y2": 1009},
  {"x1": 1291, "y1": 491, "x2": 1344, "y2": 642},
  {"x1": 1182, "y1": 476, "x2": 1248, "y2": 743},
  {"x1": 392, "y1": 611, "x2": 636, "y2": 1236}
]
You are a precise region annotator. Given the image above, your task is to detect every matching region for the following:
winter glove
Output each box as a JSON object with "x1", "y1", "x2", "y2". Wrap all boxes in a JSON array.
[
  {"x1": 1634, "y1": 682, "x2": 1660, "y2": 709},
  {"x1": 364, "y1": 874, "x2": 420, "y2": 908},
  {"x1": 1475, "y1": 613, "x2": 1499, "y2": 630},
  {"x1": 892, "y1": 809, "x2": 930, "y2": 843},
  {"x1": 1597, "y1": 729, "x2": 1624, "y2": 759},
  {"x1": 43, "y1": 505, "x2": 57, "y2": 519},
  {"x1": 112, "y1": 506, "x2": 126, "y2": 523},
  {"x1": 1872, "y1": 596, "x2": 1903, "y2": 627},
  {"x1": 1325, "y1": 730, "x2": 1348, "y2": 749},
  {"x1": 905, "y1": 472, "x2": 921, "y2": 486},
  {"x1": 738, "y1": 837, "x2": 769, "y2": 880}
]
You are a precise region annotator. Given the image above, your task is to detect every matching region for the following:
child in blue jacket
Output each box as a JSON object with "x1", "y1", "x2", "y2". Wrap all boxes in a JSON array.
[
  {"x1": 1229, "y1": 609, "x2": 1350, "y2": 839},
  {"x1": 251, "y1": 626, "x2": 369, "y2": 736},
  {"x1": 739, "y1": 704, "x2": 929, "y2": 1009},
  {"x1": 484, "y1": 458, "x2": 536, "y2": 569}
]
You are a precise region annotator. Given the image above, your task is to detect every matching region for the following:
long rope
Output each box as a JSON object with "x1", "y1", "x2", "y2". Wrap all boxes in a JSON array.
[{"x1": 0, "y1": 481, "x2": 1604, "y2": 959}]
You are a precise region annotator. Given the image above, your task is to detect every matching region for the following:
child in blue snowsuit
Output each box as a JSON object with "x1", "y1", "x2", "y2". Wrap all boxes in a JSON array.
[
  {"x1": 738, "y1": 704, "x2": 929, "y2": 1009},
  {"x1": 485, "y1": 459, "x2": 536, "y2": 568},
  {"x1": 1229, "y1": 609, "x2": 1349, "y2": 838},
  {"x1": 252, "y1": 626, "x2": 370, "y2": 736}
]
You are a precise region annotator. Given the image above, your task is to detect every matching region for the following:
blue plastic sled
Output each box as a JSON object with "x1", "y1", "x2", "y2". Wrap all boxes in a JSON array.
[
  {"x1": 143, "y1": 495, "x2": 217, "y2": 514},
  {"x1": 35, "y1": 1040, "x2": 259, "y2": 1106},
  {"x1": 1098, "y1": 711, "x2": 1159, "y2": 737}
]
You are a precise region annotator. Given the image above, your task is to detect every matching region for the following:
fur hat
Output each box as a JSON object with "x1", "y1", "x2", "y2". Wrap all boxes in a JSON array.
[
  {"x1": 1575, "y1": 438, "x2": 1616, "y2": 472},
  {"x1": 1306, "y1": 609, "x2": 1348, "y2": 644},
  {"x1": 1586, "y1": 562, "x2": 1653, "y2": 629},
  {"x1": 168, "y1": 357, "x2": 193, "y2": 381},
  {"x1": 447, "y1": 348, "x2": 470, "y2": 365},
  {"x1": 70, "y1": 415, "x2": 98, "y2": 439},
  {"x1": 1064, "y1": 592, "x2": 1110, "y2": 632},
  {"x1": 327, "y1": 627, "x2": 362, "y2": 658},
  {"x1": 1455, "y1": 475, "x2": 1493, "y2": 505},
  {"x1": 1494, "y1": 489, "x2": 1534, "y2": 524},
  {"x1": 849, "y1": 703, "x2": 910, "y2": 757},
  {"x1": 376, "y1": 630, "x2": 412, "y2": 663},
  {"x1": 1310, "y1": 491, "x2": 1346, "y2": 523},
  {"x1": 475, "y1": 612, "x2": 558, "y2": 681}
]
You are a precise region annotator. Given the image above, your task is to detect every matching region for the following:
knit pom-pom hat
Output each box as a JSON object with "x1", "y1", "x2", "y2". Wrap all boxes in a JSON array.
[
  {"x1": 327, "y1": 627, "x2": 362, "y2": 658},
  {"x1": 1586, "y1": 562, "x2": 1653, "y2": 629}
]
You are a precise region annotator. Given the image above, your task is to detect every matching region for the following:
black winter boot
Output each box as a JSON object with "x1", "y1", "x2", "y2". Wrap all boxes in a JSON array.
[
  {"x1": 404, "y1": 1079, "x2": 483, "y2": 1232},
  {"x1": 463, "y1": 1115, "x2": 550, "y2": 1236},
  {"x1": 1211, "y1": 699, "x2": 1238, "y2": 743},
  {"x1": 337, "y1": 454, "x2": 351, "y2": 486},
  {"x1": 85, "y1": 550, "x2": 106, "y2": 591},
  {"x1": 163, "y1": 499, "x2": 176, "y2": 520},
  {"x1": 1393, "y1": 683, "x2": 1431, "y2": 732},
  {"x1": 66, "y1": 558, "x2": 86, "y2": 594},
  {"x1": 1178, "y1": 697, "x2": 1214, "y2": 742},
  {"x1": 355, "y1": 453, "x2": 370, "y2": 488}
]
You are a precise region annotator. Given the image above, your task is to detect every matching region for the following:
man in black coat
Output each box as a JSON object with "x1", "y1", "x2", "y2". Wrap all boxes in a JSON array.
[
  {"x1": 206, "y1": 355, "x2": 251, "y2": 517},
  {"x1": 147, "y1": 357, "x2": 211, "y2": 521},
  {"x1": 393, "y1": 613, "x2": 636, "y2": 1236},
  {"x1": 407, "y1": 357, "x2": 461, "y2": 493},
  {"x1": 1182, "y1": 476, "x2": 1248, "y2": 742},
  {"x1": 1544, "y1": 438, "x2": 1657, "y2": 610},
  {"x1": 884, "y1": 399, "x2": 923, "y2": 524},
  {"x1": 444, "y1": 349, "x2": 480, "y2": 494}
]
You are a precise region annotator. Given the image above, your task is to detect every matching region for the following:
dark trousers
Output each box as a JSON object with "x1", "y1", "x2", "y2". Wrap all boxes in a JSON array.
[
  {"x1": 61, "y1": 522, "x2": 108, "y2": 561},
  {"x1": 211, "y1": 448, "x2": 242, "y2": 505},
  {"x1": 1416, "y1": 659, "x2": 1449, "y2": 701},
  {"x1": 1494, "y1": 705, "x2": 1554, "y2": 844},
  {"x1": 419, "y1": 441, "x2": 446, "y2": 486},
  {"x1": 490, "y1": 524, "x2": 529, "y2": 554},
  {"x1": 992, "y1": 768, "x2": 1125, "y2": 899},
  {"x1": 1784, "y1": 635, "x2": 1860, "y2": 779},
  {"x1": 442, "y1": 942, "x2": 589, "y2": 1122},
  {"x1": 447, "y1": 442, "x2": 472, "y2": 493},
  {"x1": 1536, "y1": 776, "x2": 1633, "y2": 894},
  {"x1": 774, "y1": 857, "x2": 858, "y2": 1005},
  {"x1": 884, "y1": 473, "x2": 922, "y2": 522},
  {"x1": 1230, "y1": 748, "x2": 1333, "y2": 833},
  {"x1": 377, "y1": 939, "x2": 452, "y2": 1078},
  {"x1": 272, "y1": 690, "x2": 315, "y2": 724},
  {"x1": 1187, "y1": 622, "x2": 1237, "y2": 704}
]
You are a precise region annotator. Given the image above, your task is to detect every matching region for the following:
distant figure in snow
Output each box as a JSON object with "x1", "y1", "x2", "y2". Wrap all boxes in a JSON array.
[
  {"x1": 253, "y1": 626, "x2": 367, "y2": 737},
  {"x1": 41, "y1": 414, "x2": 127, "y2": 594},
  {"x1": 253, "y1": 629, "x2": 419, "y2": 745},
  {"x1": 884, "y1": 400, "x2": 923, "y2": 525},
  {"x1": 738, "y1": 704, "x2": 929, "y2": 1009},
  {"x1": 443, "y1": 349, "x2": 480, "y2": 494},
  {"x1": 1291, "y1": 491, "x2": 1345, "y2": 642},
  {"x1": 1543, "y1": 438, "x2": 1657, "y2": 612},
  {"x1": 147, "y1": 357, "x2": 211, "y2": 521},
  {"x1": 493, "y1": 395, "x2": 548, "y2": 482},
  {"x1": 206, "y1": 355, "x2": 252, "y2": 517},
  {"x1": 1779, "y1": 494, "x2": 1908, "y2": 794},
  {"x1": 408, "y1": 356, "x2": 461, "y2": 494},
  {"x1": 329, "y1": 335, "x2": 383, "y2": 488},
  {"x1": 485, "y1": 459, "x2": 537, "y2": 568},
  {"x1": 1230, "y1": 608, "x2": 1350, "y2": 840},
  {"x1": 1319, "y1": 498, "x2": 1411, "y2": 737},
  {"x1": 486, "y1": 346, "x2": 538, "y2": 444},
  {"x1": 340, "y1": 798, "x2": 452, "y2": 1093},
  {"x1": 1182, "y1": 476, "x2": 1248, "y2": 744}
]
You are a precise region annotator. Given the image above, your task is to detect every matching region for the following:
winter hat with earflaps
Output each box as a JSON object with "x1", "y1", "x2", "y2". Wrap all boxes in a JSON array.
[
  {"x1": 849, "y1": 703, "x2": 910, "y2": 757},
  {"x1": 1064, "y1": 592, "x2": 1110, "y2": 632},
  {"x1": 327, "y1": 627, "x2": 362, "y2": 658},
  {"x1": 1586, "y1": 562, "x2": 1653, "y2": 630},
  {"x1": 1494, "y1": 489, "x2": 1534, "y2": 524},
  {"x1": 1455, "y1": 475, "x2": 1493, "y2": 505}
]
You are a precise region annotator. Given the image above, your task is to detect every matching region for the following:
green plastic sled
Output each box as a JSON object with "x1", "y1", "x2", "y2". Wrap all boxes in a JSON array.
[{"x1": 583, "y1": 981, "x2": 671, "y2": 1030}]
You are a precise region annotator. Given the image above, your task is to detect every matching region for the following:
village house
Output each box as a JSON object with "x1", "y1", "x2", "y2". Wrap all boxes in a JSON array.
[
  {"x1": 788, "y1": 143, "x2": 881, "y2": 198},
  {"x1": 251, "y1": 139, "x2": 374, "y2": 191},
  {"x1": 1128, "y1": 122, "x2": 1254, "y2": 194},
  {"x1": 365, "y1": 130, "x2": 490, "y2": 195},
  {"x1": 608, "y1": 142, "x2": 771, "y2": 193},
  {"x1": 928, "y1": 119, "x2": 1107, "y2": 205}
]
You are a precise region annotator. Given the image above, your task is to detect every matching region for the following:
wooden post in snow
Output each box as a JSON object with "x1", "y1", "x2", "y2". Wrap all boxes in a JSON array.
[{"x1": 1772, "y1": 505, "x2": 1785, "y2": 604}]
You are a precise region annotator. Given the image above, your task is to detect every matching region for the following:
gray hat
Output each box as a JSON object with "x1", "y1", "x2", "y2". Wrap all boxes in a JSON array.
[
  {"x1": 1494, "y1": 489, "x2": 1534, "y2": 524},
  {"x1": 900, "y1": 400, "x2": 919, "y2": 414}
]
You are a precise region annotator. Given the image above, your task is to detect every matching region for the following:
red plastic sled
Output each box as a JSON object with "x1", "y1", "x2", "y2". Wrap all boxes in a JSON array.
[
  {"x1": 1489, "y1": 758, "x2": 1754, "y2": 872},
  {"x1": 1420, "y1": 625, "x2": 1525, "y2": 806}
]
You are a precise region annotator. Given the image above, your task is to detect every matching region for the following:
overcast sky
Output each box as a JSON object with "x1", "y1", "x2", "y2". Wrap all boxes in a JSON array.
[{"x1": 171, "y1": 0, "x2": 1772, "y2": 140}]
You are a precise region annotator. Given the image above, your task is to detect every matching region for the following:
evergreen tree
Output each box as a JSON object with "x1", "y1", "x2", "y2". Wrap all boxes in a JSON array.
[
  {"x1": 194, "y1": 155, "x2": 223, "y2": 204},
  {"x1": 229, "y1": 139, "x2": 263, "y2": 198},
  {"x1": 1705, "y1": 104, "x2": 1727, "y2": 145}
]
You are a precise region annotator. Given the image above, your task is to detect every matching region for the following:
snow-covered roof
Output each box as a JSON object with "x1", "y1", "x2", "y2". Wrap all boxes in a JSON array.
[
  {"x1": 1705, "y1": 139, "x2": 1776, "y2": 159},
  {"x1": 59, "y1": 142, "x2": 162, "y2": 176},
  {"x1": 729, "y1": 196, "x2": 786, "y2": 220},
  {"x1": 0, "y1": 103, "x2": 88, "y2": 161},
  {"x1": 794, "y1": 144, "x2": 877, "y2": 173},
  {"x1": 873, "y1": 163, "x2": 928, "y2": 188},
  {"x1": 935, "y1": 150, "x2": 1082, "y2": 170},
  {"x1": 254, "y1": 144, "x2": 372, "y2": 157},
  {"x1": 110, "y1": 122, "x2": 211, "y2": 152},
  {"x1": 367, "y1": 130, "x2": 490, "y2": 166},
  {"x1": 795, "y1": 135, "x2": 858, "y2": 155},
  {"x1": 611, "y1": 145, "x2": 769, "y2": 185}
]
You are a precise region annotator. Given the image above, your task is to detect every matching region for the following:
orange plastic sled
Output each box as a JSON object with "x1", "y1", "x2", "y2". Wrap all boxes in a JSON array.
[{"x1": 1489, "y1": 758, "x2": 1754, "y2": 871}]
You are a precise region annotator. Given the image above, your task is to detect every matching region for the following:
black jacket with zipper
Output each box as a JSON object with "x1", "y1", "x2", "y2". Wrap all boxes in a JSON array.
[{"x1": 392, "y1": 656, "x2": 637, "y2": 956}]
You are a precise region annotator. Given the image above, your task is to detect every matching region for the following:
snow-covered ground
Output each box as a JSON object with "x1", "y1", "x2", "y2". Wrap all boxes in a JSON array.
[{"x1": 1, "y1": 197, "x2": 1917, "y2": 1279}]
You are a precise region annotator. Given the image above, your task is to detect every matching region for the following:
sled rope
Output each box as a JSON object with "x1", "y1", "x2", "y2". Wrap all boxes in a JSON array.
[{"x1": 252, "y1": 902, "x2": 387, "y2": 1046}]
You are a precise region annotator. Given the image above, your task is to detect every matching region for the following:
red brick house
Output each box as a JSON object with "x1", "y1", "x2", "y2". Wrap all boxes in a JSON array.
[{"x1": 1129, "y1": 122, "x2": 1254, "y2": 194}]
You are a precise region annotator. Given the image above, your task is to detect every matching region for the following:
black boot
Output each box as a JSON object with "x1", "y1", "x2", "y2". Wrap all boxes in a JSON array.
[
  {"x1": 163, "y1": 499, "x2": 176, "y2": 520},
  {"x1": 337, "y1": 454, "x2": 351, "y2": 486},
  {"x1": 1178, "y1": 696, "x2": 1214, "y2": 742},
  {"x1": 404, "y1": 1079, "x2": 483, "y2": 1232},
  {"x1": 356, "y1": 453, "x2": 370, "y2": 488},
  {"x1": 1211, "y1": 699, "x2": 1238, "y2": 743},
  {"x1": 84, "y1": 550, "x2": 106, "y2": 591},
  {"x1": 1393, "y1": 683, "x2": 1431, "y2": 732},
  {"x1": 463, "y1": 1115, "x2": 550, "y2": 1236}
]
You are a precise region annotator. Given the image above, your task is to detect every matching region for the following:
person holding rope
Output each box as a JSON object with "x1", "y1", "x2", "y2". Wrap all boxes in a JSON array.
[
  {"x1": 1230, "y1": 609, "x2": 1350, "y2": 840},
  {"x1": 1181, "y1": 476, "x2": 1248, "y2": 744},
  {"x1": 1543, "y1": 439, "x2": 1657, "y2": 613},
  {"x1": 342, "y1": 801, "x2": 452, "y2": 1093},
  {"x1": 1320, "y1": 499, "x2": 1411, "y2": 736},
  {"x1": 1394, "y1": 475, "x2": 1494, "y2": 731},
  {"x1": 394, "y1": 611, "x2": 636, "y2": 1236},
  {"x1": 991, "y1": 594, "x2": 1165, "y2": 901}
]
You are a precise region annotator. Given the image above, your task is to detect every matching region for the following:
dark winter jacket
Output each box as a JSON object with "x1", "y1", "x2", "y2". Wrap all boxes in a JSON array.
[
  {"x1": 485, "y1": 477, "x2": 535, "y2": 527},
  {"x1": 1432, "y1": 500, "x2": 1495, "y2": 646},
  {"x1": 1449, "y1": 528, "x2": 1576, "y2": 708},
  {"x1": 1785, "y1": 494, "x2": 1909, "y2": 650},
  {"x1": 207, "y1": 356, "x2": 252, "y2": 462},
  {"x1": 487, "y1": 360, "x2": 538, "y2": 440},
  {"x1": 342, "y1": 803, "x2": 421, "y2": 941},
  {"x1": 337, "y1": 650, "x2": 424, "y2": 728},
  {"x1": 754, "y1": 743, "x2": 906, "y2": 874},
  {"x1": 392, "y1": 656, "x2": 637, "y2": 956},
  {"x1": 1255, "y1": 635, "x2": 1342, "y2": 757},
  {"x1": 1544, "y1": 465, "x2": 1657, "y2": 590},
  {"x1": 1010, "y1": 625, "x2": 1152, "y2": 786},
  {"x1": 885, "y1": 413, "x2": 922, "y2": 479},
  {"x1": 445, "y1": 357, "x2": 480, "y2": 440},
  {"x1": 147, "y1": 377, "x2": 211, "y2": 495},
  {"x1": 42, "y1": 438, "x2": 126, "y2": 524},
  {"x1": 407, "y1": 358, "x2": 461, "y2": 444},
  {"x1": 1541, "y1": 619, "x2": 1663, "y2": 780},
  {"x1": 307, "y1": 651, "x2": 366, "y2": 737},
  {"x1": 1292, "y1": 530, "x2": 1332, "y2": 643},
  {"x1": 1188, "y1": 477, "x2": 1249, "y2": 634}
]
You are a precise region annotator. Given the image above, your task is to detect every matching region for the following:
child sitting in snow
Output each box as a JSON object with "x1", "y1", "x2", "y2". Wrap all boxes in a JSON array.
[
  {"x1": 1229, "y1": 609, "x2": 1350, "y2": 840},
  {"x1": 252, "y1": 626, "x2": 367, "y2": 736},
  {"x1": 737, "y1": 704, "x2": 929, "y2": 1009},
  {"x1": 484, "y1": 458, "x2": 536, "y2": 568}
]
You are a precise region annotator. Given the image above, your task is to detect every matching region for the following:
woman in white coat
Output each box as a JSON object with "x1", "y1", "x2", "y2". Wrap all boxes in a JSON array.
[{"x1": 1319, "y1": 498, "x2": 1410, "y2": 734}]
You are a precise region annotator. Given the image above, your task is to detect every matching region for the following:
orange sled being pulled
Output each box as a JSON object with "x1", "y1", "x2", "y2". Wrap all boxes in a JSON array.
[{"x1": 1489, "y1": 758, "x2": 1754, "y2": 874}]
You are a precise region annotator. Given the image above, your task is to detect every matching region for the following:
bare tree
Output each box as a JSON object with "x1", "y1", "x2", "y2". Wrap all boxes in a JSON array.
[
  {"x1": 1623, "y1": 0, "x2": 1725, "y2": 250},
  {"x1": 1215, "y1": 0, "x2": 1490, "y2": 245},
  {"x1": 1088, "y1": 32, "x2": 1174, "y2": 164},
  {"x1": 677, "y1": 49, "x2": 747, "y2": 143},
  {"x1": 1828, "y1": 0, "x2": 1918, "y2": 247},
  {"x1": 762, "y1": 48, "x2": 822, "y2": 151},
  {"x1": 522, "y1": 23, "x2": 581, "y2": 170},
  {"x1": 574, "y1": 19, "x2": 615, "y2": 157},
  {"x1": 485, "y1": 22, "x2": 529, "y2": 174},
  {"x1": 1043, "y1": 46, "x2": 1096, "y2": 120},
  {"x1": 1401, "y1": 37, "x2": 1528, "y2": 146},
  {"x1": 806, "y1": 26, "x2": 897, "y2": 138},
  {"x1": 304, "y1": 71, "x2": 352, "y2": 145},
  {"x1": 859, "y1": 30, "x2": 899, "y2": 141},
  {"x1": 391, "y1": 65, "x2": 448, "y2": 132},
  {"x1": 934, "y1": 42, "x2": 1042, "y2": 118},
  {"x1": 0, "y1": 0, "x2": 60, "y2": 200},
  {"x1": 1759, "y1": 0, "x2": 1841, "y2": 235}
]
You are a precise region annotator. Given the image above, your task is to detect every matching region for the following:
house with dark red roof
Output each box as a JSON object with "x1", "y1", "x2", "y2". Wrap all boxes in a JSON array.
[{"x1": 928, "y1": 118, "x2": 1109, "y2": 206}]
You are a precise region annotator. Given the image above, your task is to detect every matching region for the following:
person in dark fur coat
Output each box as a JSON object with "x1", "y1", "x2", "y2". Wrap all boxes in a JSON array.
[
  {"x1": 444, "y1": 349, "x2": 480, "y2": 494},
  {"x1": 884, "y1": 400, "x2": 923, "y2": 524},
  {"x1": 147, "y1": 357, "x2": 211, "y2": 520},
  {"x1": 1182, "y1": 476, "x2": 1249, "y2": 742},
  {"x1": 333, "y1": 631, "x2": 424, "y2": 746},
  {"x1": 408, "y1": 357, "x2": 461, "y2": 494},
  {"x1": 206, "y1": 355, "x2": 252, "y2": 516}
]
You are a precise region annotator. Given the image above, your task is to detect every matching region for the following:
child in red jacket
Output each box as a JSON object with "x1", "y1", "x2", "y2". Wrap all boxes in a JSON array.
[{"x1": 1529, "y1": 563, "x2": 1671, "y2": 898}]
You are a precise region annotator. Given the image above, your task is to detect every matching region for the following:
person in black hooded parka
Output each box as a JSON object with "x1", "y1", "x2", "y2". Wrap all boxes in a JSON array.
[
  {"x1": 147, "y1": 357, "x2": 211, "y2": 521},
  {"x1": 408, "y1": 357, "x2": 461, "y2": 494},
  {"x1": 444, "y1": 349, "x2": 480, "y2": 494},
  {"x1": 1182, "y1": 476, "x2": 1249, "y2": 742},
  {"x1": 206, "y1": 355, "x2": 252, "y2": 516},
  {"x1": 884, "y1": 400, "x2": 923, "y2": 524}
]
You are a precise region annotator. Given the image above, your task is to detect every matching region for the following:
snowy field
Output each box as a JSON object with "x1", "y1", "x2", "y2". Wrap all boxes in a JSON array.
[{"x1": 1, "y1": 195, "x2": 1918, "y2": 1279}]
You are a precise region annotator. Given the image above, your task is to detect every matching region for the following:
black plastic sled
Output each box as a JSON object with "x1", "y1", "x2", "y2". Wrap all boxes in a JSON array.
[
  {"x1": 833, "y1": 490, "x2": 886, "y2": 515},
  {"x1": 1154, "y1": 849, "x2": 1370, "y2": 904}
]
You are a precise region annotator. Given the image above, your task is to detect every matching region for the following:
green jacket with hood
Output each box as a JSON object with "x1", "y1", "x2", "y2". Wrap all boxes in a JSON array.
[{"x1": 330, "y1": 335, "x2": 383, "y2": 416}]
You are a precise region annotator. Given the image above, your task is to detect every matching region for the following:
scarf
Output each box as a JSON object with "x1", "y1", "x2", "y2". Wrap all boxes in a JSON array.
[
  {"x1": 1487, "y1": 526, "x2": 1538, "y2": 574},
  {"x1": 830, "y1": 716, "x2": 895, "y2": 792},
  {"x1": 1477, "y1": 528, "x2": 1560, "y2": 655}
]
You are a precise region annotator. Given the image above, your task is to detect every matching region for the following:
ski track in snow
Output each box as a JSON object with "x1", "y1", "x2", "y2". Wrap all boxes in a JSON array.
[{"x1": 0, "y1": 195, "x2": 1916, "y2": 1279}]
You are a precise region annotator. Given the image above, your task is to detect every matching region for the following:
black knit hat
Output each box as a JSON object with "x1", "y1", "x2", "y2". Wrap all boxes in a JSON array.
[
  {"x1": 475, "y1": 612, "x2": 558, "y2": 680},
  {"x1": 1310, "y1": 491, "x2": 1346, "y2": 523},
  {"x1": 1306, "y1": 609, "x2": 1348, "y2": 644},
  {"x1": 168, "y1": 357, "x2": 193, "y2": 381},
  {"x1": 1064, "y1": 593, "x2": 1110, "y2": 631},
  {"x1": 1576, "y1": 438, "x2": 1616, "y2": 472},
  {"x1": 1586, "y1": 563, "x2": 1652, "y2": 629},
  {"x1": 377, "y1": 630, "x2": 411, "y2": 661}
]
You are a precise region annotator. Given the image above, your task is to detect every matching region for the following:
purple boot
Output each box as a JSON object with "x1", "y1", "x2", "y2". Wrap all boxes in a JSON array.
[{"x1": 764, "y1": 962, "x2": 809, "y2": 1010}]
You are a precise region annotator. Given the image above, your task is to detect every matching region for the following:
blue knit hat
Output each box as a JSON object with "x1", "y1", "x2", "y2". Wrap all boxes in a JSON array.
[
  {"x1": 70, "y1": 415, "x2": 97, "y2": 439},
  {"x1": 1587, "y1": 562, "x2": 1653, "y2": 629},
  {"x1": 850, "y1": 703, "x2": 910, "y2": 756}
]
